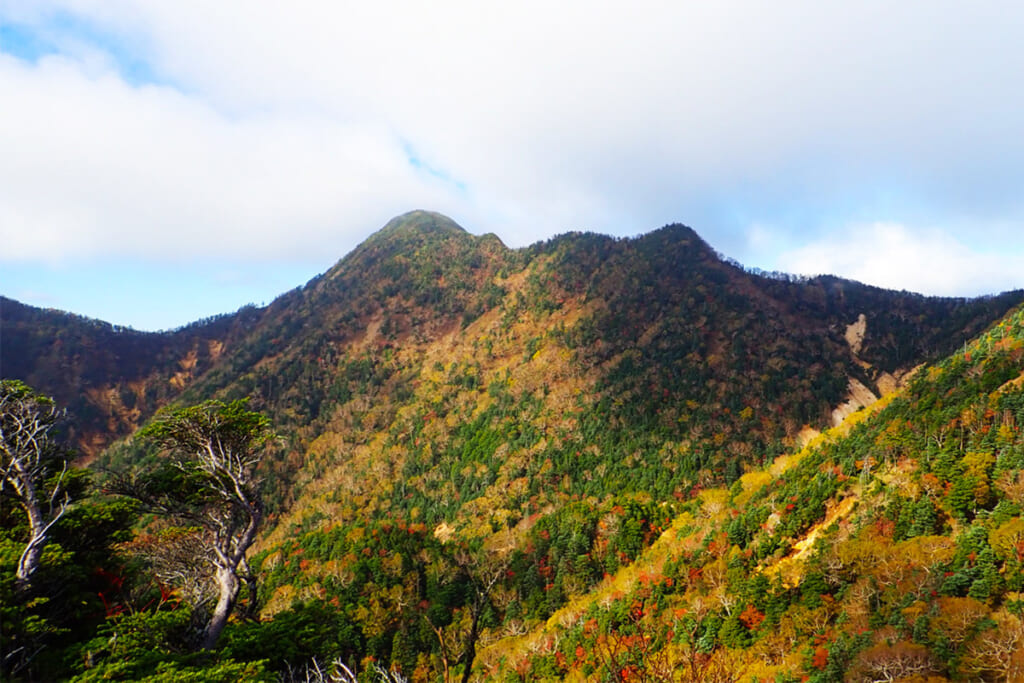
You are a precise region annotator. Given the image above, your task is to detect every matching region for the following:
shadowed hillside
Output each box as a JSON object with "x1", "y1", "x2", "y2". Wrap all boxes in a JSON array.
[{"x1": 0, "y1": 296, "x2": 264, "y2": 458}]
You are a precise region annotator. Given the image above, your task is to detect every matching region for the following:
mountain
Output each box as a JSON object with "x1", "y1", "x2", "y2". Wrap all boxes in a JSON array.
[
  {"x1": 3, "y1": 211, "x2": 1019, "y2": 475},
  {"x1": 0, "y1": 295, "x2": 263, "y2": 458},
  {"x1": 2, "y1": 211, "x2": 1023, "y2": 680},
  {"x1": 474, "y1": 296, "x2": 1024, "y2": 681}
]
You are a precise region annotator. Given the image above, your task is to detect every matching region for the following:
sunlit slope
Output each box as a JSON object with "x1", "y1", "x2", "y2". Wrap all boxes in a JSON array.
[
  {"x1": 227, "y1": 213, "x2": 1021, "y2": 533},
  {"x1": 478, "y1": 304, "x2": 1024, "y2": 681},
  {"x1": 202, "y1": 215, "x2": 1023, "y2": 680}
]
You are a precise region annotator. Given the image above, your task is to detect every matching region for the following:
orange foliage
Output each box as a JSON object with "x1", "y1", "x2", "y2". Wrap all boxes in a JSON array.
[{"x1": 739, "y1": 604, "x2": 765, "y2": 630}]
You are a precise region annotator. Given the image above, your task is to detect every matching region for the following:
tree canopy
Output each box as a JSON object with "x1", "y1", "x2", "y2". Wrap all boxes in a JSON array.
[{"x1": 130, "y1": 399, "x2": 273, "y2": 650}]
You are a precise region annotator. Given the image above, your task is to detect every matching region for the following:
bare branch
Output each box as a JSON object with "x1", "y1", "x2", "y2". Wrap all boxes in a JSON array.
[
  {"x1": 1, "y1": 380, "x2": 73, "y2": 593},
  {"x1": 125, "y1": 398, "x2": 273, "y2": 650}
]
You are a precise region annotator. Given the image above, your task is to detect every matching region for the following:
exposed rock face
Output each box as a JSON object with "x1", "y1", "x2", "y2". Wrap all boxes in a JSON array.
[
  {"x1": 832, "y1": 313, "x2": 921, "y2": 426},
  {"x1": 845, "y1": 313, "x2": 867, "y2": 356},
  {"x1": 831, "y1": 377, "x2": 879, "y2": 426}
]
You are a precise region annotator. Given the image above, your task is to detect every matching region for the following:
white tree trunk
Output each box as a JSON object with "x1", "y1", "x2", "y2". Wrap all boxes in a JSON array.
[
  {"x1": 15, "y1": 498, "x2": 45, "y2": 590},
  {"x1": 202, "y1": 564, "x2": 240, "y2": 650},
  {"x1": 14, "y1": 477, "x2": 66, "y2": 592}
]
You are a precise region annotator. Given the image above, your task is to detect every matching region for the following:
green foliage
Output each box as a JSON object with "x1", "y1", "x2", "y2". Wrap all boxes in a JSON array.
[
  {"x1": 5, "y1": 219, "x2": 1024, "y2": 681},
  {"x1": 1, "y1": 495, "x2": 140, "y2": 681},
  {"x1": 69, "y1": 609, "x2": 272, "y2": 682},
  {"x1": 140, "y1": 398, "x2": 273, "y2": 460},
  {"x1": 219, "y1": 603, "x2": 360, "y2": 673}
]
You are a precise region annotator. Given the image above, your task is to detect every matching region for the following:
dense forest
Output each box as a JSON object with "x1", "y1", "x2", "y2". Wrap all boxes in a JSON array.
[{"x1": 2, "y1": 212, "x2": 1023, "y2": 681}]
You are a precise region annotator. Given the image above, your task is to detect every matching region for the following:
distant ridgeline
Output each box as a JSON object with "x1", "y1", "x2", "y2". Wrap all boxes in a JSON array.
[{"x1": 2, "y1": 211, "x2": 1023, "y2": 680}]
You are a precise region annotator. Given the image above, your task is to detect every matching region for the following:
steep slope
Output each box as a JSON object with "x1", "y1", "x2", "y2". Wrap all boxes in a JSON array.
[
  {"x1": 0, "y1": 211, "x2": 507, "y2": 458},
  {"x1": 476, "y1": 303, "x2": 1024, "y2": 682},
  {"x1": 215, "y1": 215, "x2": 1020, "y2": 520},
  {"x1": 115, "y1": 213, "x2": 1015, "y2": 680}
]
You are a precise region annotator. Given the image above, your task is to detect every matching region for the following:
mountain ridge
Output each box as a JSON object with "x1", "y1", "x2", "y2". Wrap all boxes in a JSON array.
[
  {"x1": 3, "y1": 213, "x2": 1022, "y2": 464},
  {"x1": 3, "y1": 212, "x2": 1024, "y2": 680}
]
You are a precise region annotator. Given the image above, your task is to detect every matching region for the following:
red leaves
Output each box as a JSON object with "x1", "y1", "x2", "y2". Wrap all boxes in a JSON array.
[
  {"x1": 95, "y1": 566, "x2": 125, "y2": 591},
  {"x1": 811, "y1": 645, "x2": 829, "y2": 670},
  {"x1": 739, "y1": 604, "x2": 765, "y2": 630},
  {"x1": 875, "y1": 517, "x2": 896, "y2": 538}
]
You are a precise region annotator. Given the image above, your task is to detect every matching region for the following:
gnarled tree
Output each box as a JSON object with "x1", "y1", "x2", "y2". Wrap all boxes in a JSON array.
[
  {"x1": 0, "y1": 380, "x2": 71, "y2": 593},
  {"x1": 122, "y1": 399, "x2": 272, "y2": 650}
]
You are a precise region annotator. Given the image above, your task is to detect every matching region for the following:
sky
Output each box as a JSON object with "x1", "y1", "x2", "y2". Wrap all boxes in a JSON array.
[{"x1": 1, "y1": 2, "x2": 1022, "y2": 331}]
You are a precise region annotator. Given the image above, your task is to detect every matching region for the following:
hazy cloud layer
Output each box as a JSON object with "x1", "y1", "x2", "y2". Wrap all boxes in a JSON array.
[{"x1": 1, "y1": 1, "x2": 1022, "y2": 326}]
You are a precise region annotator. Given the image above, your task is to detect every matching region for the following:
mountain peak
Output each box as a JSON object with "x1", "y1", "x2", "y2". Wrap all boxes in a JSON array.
[
  {"x1": 377, "y1": 210, "x2": 467, "y2": 238},
  {"x1": 345, "y1": 211, "x2": 474, "y2": 264},
  {"x1": 315, "y1": 211, "x2": 475, "y2": 283}
]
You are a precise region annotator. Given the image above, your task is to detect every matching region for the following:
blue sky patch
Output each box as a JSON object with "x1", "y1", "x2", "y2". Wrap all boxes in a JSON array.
[
  {"x1": 0, "y1": 21, "x2": 56, "y2": 62},
  {"x1": 0, "y1": 12, "x2": 161, "y2": 86},
  {"x1": 403, "y1": 141, "x2": 468, "y2": 193}
]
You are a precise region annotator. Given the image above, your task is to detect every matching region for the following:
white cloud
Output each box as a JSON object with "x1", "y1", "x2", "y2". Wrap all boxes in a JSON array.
[
  {"x1": 0, "y1": 52, "x2": 469, "y2": 264},
  {"x1": 1, "y1": 1, "x2": 1023, "y2": 301},
  {"x1": 776, "y1": 222, "x2": 1024, "y2": 297}
]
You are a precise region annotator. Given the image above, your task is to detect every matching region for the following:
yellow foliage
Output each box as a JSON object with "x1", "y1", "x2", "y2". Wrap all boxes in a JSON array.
[
  {"x1": 698, "y1": 488, "x2": 730, "y2": 519},
  {"x1": 262, "y1": 583, "x2": 297, "y2": 617},
  {"x1": 962, "y1": 450, "x2": 996, "y2": 474},
  {"x1": 989, "y1": 518, "x2": 1024, "y2": 561},
  {"x1": 769, "y1": 452, "x2": 802, "y2": 476},
  {"x1": 734, "y1": 470, "x2": 773, "y2": 506}
]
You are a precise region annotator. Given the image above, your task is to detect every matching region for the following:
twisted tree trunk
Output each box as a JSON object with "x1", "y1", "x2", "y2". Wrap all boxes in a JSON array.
[{"x1": 202, "y1": 564, "x2": 240, "y2": 650}]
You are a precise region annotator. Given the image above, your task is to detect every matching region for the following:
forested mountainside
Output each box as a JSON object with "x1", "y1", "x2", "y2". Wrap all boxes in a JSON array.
[
  {"x1": 2, "y1": 211, "x2": 1023, "y2": 681},
  {"x1": 0, "y1": 296, "x2": 263, "y2": 458},
  {"x1": 3, "y1": 212, "x2": 1021, "y2": 468},
  {"x1": 475, "y1": 303, "x2": 1024, "y2": 681}
]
